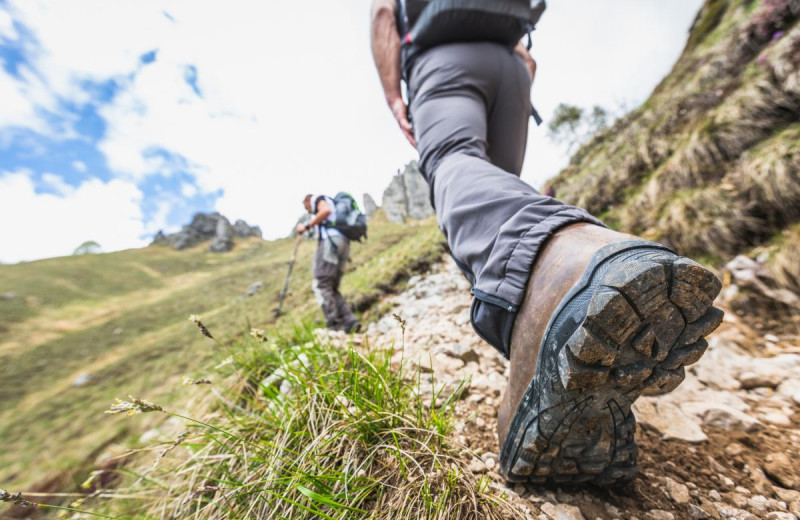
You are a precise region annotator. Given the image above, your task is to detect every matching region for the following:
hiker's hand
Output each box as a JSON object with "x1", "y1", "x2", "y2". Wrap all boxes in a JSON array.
[
  {"x1": 389, "y1": 97, "x2": 417, "y2": 148},
  {"x1": 295, "y1": 223, "x2": 307, "y2": 235},
  {"x1": 514, "y1": 43, "x2": 537, "y2": 84}
]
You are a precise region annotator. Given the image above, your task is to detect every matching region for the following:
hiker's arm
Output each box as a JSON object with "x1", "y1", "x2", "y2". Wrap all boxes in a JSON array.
[
  {"x1": 514, "y1": 42, "x2": 537, "y2": 84},
  {"x1": 370, "y1": 0, "x2": 416, "y2": 148},
  {"x1": 296, "y1": 200, "x2": 332, "y2": 234}
]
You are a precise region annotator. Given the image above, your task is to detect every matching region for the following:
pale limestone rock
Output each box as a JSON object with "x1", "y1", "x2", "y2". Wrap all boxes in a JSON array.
[
  {"x1": 687, "y1": 504, "x2": 710, "y2": 519},
  {"x1": 540, "y1": 502, "x2": 585, "y2": 520},
  {"x1": 737, "y1": 356, "x2": 798, "y2": 389},
  {"x1": 764, "y1": 452, "x2": 800, "y2": 489},
  {"x1": 714, "y1": 503, "x2": 758, "y2": 520},
  {"x1": 434, "y1": 342, "x2": 480, "y2": 364},
  {"x1": 603, "y1": 504, "x2": 621, "y2": 519},
  {"x1": 760, "y1": 410, "x2": 792, "y2": 427},
  {"x1": 766, "y1": 513, "x2": 798, "y2": 520},
  {"x1": 633, "y1": 398, "x2": 707, "y2": 443},
  {"x1": 665, "y1": 477, "x2": 691, "y2": 504},
  {"x1": 748, "y1": 494, "x2": 769, "y2": 513},
  {"x1": 467, "y1": 458, "x2": 487, "y2": 474},
  {"x1": 726, "y1": 491, "x2": 748, "y2": 508},
  {"x1": 644, "y1": 511, "x2": 674, "y2": 520},
  {"x1": 702, "y1": 405, "x2": 763, "y2": 432},
  {"x1": 777, "y1": 379, "x2": 800, "y2": 402},
  {"x1": 725, "y1": 442, "x2": 747, "y2": 457}
]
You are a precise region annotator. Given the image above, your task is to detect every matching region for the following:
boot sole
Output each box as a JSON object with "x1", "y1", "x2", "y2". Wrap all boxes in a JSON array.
[{"x1": 498, "y1": 241, "x2": 723, "y2": 486}]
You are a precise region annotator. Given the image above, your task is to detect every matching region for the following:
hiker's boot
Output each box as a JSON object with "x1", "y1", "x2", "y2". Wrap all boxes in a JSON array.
[
  {"x1": 496, "y1": 223, "x2": 723, "y2": 485},
  {"x1": 344, "y1": 320, "x2": 362, "y2": 334}
]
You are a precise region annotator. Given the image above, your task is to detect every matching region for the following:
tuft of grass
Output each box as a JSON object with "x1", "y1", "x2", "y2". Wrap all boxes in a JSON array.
[
  {"x1": 77, "y1": 322, "x2": 523, "y2": 520},
  {"x1": 686, "y1": 0, "x2": 729, "y2": 52},
  {"x1": 651, "y1": 187, "x2": 764, "y2": 258},
  {"x1": 762, "y1": 223, "x2": 800, "y2": 295}
]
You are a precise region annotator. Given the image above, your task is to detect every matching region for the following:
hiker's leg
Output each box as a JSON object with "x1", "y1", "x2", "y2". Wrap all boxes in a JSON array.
[
  {"x1": 313, "y1": 242, "x2": 343, "y2": 330},
  {"x1": 330, "y1": 237, "x2": 359, "y2": 330},
  {"x1": 485, "y1": 51, "x2": 531, "y2": 176},
  {"x1": 410, "y1": 42, "x2": 724, "y2": 487},
  {"x1": 409, "y1": 42, "x2": 602, "y2": 356}
]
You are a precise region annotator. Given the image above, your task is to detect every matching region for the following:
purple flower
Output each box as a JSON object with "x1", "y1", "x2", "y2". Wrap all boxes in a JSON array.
[{"x1": 772, "y1": 31, "x2": 785, "y2": 41}]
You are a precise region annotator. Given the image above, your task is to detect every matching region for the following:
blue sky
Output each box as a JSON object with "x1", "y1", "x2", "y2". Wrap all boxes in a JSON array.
[{"x1": 0, "y1": 0, "x2": 704, "y2": 263}]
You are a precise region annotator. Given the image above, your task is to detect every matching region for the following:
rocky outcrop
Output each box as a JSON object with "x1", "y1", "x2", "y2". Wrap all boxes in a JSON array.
[
  {"x1": 382, "y1": 161, "x2": 434, "y2": 223},
  {"x1": 362, "y1": 193, "x2": 378, "y2": 219},
  {"x1": 233, "y1": 219, "x2": 262, "y2": 239},
  {"x1": 208, "y1": 217, "x2": 234, "y2": 253},
  {"x1": 152, "y1": 212, "x2": 261, "y2": 252}
]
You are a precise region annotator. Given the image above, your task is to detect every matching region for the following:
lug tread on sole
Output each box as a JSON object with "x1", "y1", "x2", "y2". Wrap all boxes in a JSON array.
[{"x1": 506, "y1": 252, "x2": 723, "y2": 485}]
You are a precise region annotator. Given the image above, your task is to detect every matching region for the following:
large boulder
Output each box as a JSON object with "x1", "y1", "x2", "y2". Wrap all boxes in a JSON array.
[
  {"x1": 233, "y1": 219, "x2": 262, "y2": 238},
  {"x1": 362, "y1": 193, "x2": 378, "y2": 219},
  {"x1": 208, "y1": 216, "x2": 235, "y2": 252},
  {"x1": 382, "y1": 161, "x2": 434, "y2": 223},
  {"x1": 189, "y1": 213, "x2": 221, "y2": 236}
]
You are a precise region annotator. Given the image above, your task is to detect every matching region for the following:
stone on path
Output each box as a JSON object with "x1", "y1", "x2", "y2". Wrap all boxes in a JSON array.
[
  {"x1": 764, "y1": 452, "x2": 800, "y2": 489},
  {"x1": 701, "y1": 405, "x2": 763, "y2": 433},
  {"x1": 633, "y1": 399, "x2": 708, "y2": 443},
  {"x1": 665, "y1": 477, "x2": 691, "y2": 504},
  {"x1": 540, "y1": 502, "x2": 585, "y2": 520}
]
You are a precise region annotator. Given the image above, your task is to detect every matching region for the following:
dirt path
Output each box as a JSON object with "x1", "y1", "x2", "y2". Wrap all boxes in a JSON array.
[{"x1": 361, "y1": 257, "x2": 800, "y2": 520}]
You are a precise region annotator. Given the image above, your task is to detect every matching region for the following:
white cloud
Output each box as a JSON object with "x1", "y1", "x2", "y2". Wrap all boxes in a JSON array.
[
  {"x1": 0, "y1": 7, "x2": 16, "y2": 37},
  {"x1": 180, "y1": 181, "x2": 197, "y2": 198},
  {"x1": 0, "y1": 171, "x2": 147, "y2": 263},
  {"x1": 72, "y1": 160, "x2": 87, "y2": 172},
  {"x1": 41, "y1": 172, "x2": 75, "y2": 196},
  {"x1": 3, "y1": 0, "x2": 704, "y2": 253},
  {"x1": 0, "y1": 68, "x2": 49, "y2": 134},
  {"x1": 141, "y1": 197, "x2": 179, "y2": 237}
]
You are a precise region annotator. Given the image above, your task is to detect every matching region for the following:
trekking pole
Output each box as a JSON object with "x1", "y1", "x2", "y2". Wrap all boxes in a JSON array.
[{"x1": 274, "y1": 235, "x2": 303, "y2": 318}]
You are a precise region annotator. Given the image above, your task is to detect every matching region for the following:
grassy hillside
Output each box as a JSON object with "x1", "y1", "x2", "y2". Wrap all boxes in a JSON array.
[
  {"x1": 549, "y1": 0, "x2": 799, "y2": 288},
  {"x1": 0, "y1": 211, "x2": 444, "y2": 495}
]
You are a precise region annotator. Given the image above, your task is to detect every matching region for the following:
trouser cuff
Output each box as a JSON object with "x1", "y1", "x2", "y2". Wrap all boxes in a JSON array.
[{"x1": 470, "y1": 290, "x2": 518, "y2": 359}]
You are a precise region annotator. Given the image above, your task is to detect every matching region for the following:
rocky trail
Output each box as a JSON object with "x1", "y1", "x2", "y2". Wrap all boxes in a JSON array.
[{"x1": 325, "y1": 257, "x2": 800, "y2": 520}]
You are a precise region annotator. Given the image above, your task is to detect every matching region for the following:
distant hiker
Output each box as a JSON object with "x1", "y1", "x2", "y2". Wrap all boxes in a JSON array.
[
  {"x1": 296, "y1": 194, "x2": 361, "y2": 333},
  {"x1": 371, "y1": 0, "x2": 723, "y2": 485}
]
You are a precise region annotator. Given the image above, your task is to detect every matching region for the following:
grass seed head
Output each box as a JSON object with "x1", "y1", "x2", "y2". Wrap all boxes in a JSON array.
[
  {"x1": 183, "y1": 377, "x2": 213, "y2": 385},
  {"x1": 181, "y1": 485, "x2": 221, "y2": 507},
  {"x1": 105, "y1": 396, "x2": 164, "y2": 416},
  {"x1": 189, "y1": 314, "x2": 214, "y2": 339},
  {"x1": 392, "y1": 313, "x2": 407, "y2": 334},
  {"x1": 0, "y1": 489, "x2": 38, "y2": 508},
  {"x1": 249, "y1": 328, "x2": 268, "y2": 342}
]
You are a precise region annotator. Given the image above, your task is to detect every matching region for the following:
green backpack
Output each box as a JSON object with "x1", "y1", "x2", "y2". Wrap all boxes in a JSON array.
[{"x1": 325, "y1": 192, "x2": 368, "y2": 242}]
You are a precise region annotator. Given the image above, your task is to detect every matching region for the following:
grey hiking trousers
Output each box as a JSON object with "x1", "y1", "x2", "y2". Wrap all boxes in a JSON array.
[
  {"x1": 408, "y1": 42, "x2": 602, "y2": 357},
  {"x1": 312, "y1": 233, "x2": 358, "y2": 331}
]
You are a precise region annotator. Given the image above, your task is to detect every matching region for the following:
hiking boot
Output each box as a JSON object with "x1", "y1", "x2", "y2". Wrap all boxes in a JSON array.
[
  {"x1": 344, "y1": 320, "x2": 362, "y2": 334},
  {"x1": 496, "y1": 223, "x2": 723, "y2": 485}
]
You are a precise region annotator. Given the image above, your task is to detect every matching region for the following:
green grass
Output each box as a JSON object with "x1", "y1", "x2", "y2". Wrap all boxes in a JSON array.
[
  {"x1": 0, "y1": 212, "x2": 444, "y2": 495},
  {"x1": 4, "y1": 319, "x2": 522, "y2": 520}
]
